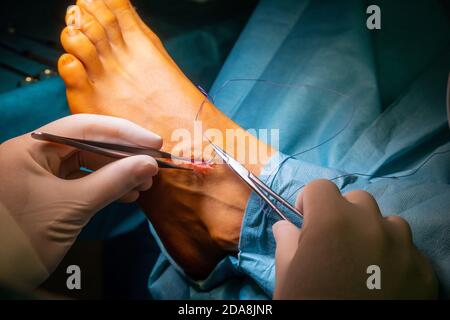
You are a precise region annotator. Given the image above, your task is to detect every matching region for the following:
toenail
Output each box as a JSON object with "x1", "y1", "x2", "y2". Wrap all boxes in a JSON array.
[
  {"x1": 66, "y1": 5, "x2": 81, "y2": 29},
  {"x1": 61, "y1": 55, "x2": 74, "y2": 65}
]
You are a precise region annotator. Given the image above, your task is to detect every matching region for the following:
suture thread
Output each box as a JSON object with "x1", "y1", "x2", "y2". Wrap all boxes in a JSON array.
[{"x1": 195, "y1": 79, "x2": 450, "y2": 210}]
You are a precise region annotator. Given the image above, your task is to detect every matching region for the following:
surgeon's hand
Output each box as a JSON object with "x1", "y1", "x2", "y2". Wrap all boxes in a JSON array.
[
  {"x1": 272, "y1": 179, "x2": 438, "y2": 299},
  {"x1": 0, "y1": 114, "x2": 161, "y2": 286}
]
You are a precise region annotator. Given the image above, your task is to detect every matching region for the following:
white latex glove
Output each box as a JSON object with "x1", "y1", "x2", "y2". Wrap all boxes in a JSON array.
[
  {"x1": 0, "y1": 114, "x2": 161, "y2": 288},
  {"x1": 272, "y1": 179, "x2": 437, "y2": 299}
]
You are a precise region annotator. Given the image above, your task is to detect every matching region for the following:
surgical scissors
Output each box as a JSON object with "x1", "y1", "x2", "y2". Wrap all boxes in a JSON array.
[
  {"x1": 208, "y1": 141, "x2": 303, "y2": 221},
  {"x1": 31, "y1": 131, "x2": 193, "y2": 171}
]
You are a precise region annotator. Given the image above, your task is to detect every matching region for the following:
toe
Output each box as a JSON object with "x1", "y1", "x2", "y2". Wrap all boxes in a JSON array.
[
  {"x1": 60, "y1": 26, "x2": 104, "y2": 78},
  {"x1": 104, "y1": 0, "x2": 141, "y2": 37},
  {"x1": 58, "y1": 53, "x2": 91, "y2": 89},
  {"x1": 77, "y1": 0, "x2": 125, "y2": 48},
  {"x1": 78, "y1": 8, "x2": 114, "y2": 60}
]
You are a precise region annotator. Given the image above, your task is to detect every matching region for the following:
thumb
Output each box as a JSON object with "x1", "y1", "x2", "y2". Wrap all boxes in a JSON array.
[
  {"x1": 273, "y1": 220, "x2": 301, "y2": 297},
  {"x1": 72, "y1": 155, "x2": 158, "y2": 214}
]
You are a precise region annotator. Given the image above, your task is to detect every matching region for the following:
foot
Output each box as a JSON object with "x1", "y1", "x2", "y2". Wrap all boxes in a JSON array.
[
  {"x1": 60, "y1": 0, "x2": 204, "y2": 147},
  {"x1": 58, "y1": 0, "x2": 272, "y2": 278}
]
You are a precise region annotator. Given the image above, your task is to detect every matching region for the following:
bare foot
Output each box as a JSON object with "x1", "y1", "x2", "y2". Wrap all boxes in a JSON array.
[{"x1": 58, "y1": 0, "x2": 273, "y2": 278}]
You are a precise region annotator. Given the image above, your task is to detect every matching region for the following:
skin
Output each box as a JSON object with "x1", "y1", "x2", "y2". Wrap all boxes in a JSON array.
[
  {"x1": 272, "y1": 180, "x2": 438, "y2": 299},
  {"x1": 58, "y1": 0, "x2": 273, "y2": 278}
]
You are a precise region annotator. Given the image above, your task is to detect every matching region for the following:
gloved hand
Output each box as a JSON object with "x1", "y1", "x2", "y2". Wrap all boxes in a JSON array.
[
  {"x1": 0, "y1": 114, "x2": 161, "y2": 287},
  {"x1": 272, "y1": 179, "x2": 438, "y2": 299}
]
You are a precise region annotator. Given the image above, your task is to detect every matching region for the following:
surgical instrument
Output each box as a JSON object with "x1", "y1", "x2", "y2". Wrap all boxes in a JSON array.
[
  {"x1": 31, "y1": 131, "x2": 193, "y2": 171},
  {"x1": 208, "y1": 141, "x2": 303, "y2": 221}
]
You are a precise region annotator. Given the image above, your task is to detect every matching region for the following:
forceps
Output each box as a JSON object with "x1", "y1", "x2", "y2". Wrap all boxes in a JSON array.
[
  {"x1": 31, "y1": 131, "x2": 193, "y2": 171},
  {"x1": 208, "y1": 141, "x2": 303, "y2": 221}
]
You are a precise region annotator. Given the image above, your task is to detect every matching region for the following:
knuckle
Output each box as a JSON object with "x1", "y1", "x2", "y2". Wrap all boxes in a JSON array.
[
  {"x1": 344, "y1": 189, "x2": 380, "y2": 212},
  {"x1": 302, "y1": 179, "x2": 345, "y2": 226},
  {"x1": 346, "y1": 189, "x2": 373, "y2": 201},
  {"x1": 103, "y1": 13, "x2": 118, "y2": 28},
  {"x1": 307, "y1": 178, "x2": 336, "y2": 189},
  {"x1": 386, "y1": 215, "x2": 413, "y2": 241},
  {"x1": 304, "y1": 179, "x2": 339, "y2": 196}
]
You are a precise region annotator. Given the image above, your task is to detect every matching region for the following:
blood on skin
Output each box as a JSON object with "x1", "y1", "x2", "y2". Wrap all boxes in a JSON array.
[
  {"x1": 186, "y1": 159, "x2": 216, "y2": 174},
  {"x1": 167, "y1": 156, "x2": 217, "y2": 174}
]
